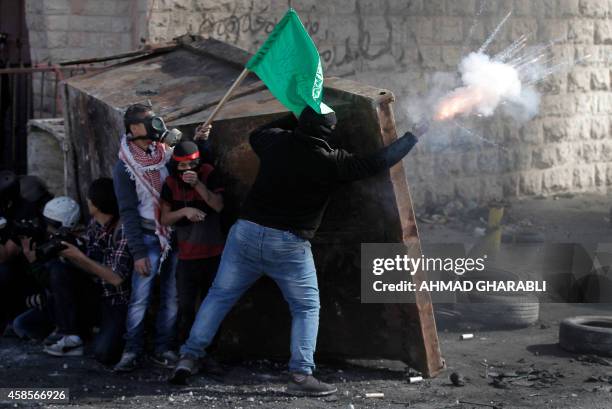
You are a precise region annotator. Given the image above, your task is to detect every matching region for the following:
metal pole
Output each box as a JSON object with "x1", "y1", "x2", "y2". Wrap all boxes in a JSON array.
[
  {"x1": 53, "y1": 71, "x2": 58, "y2": 117},
  {"x1": 39, "y1": 71, "x2": 44, "y2": 118}
]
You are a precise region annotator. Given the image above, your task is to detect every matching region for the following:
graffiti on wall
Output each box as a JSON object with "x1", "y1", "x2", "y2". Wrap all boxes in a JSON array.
[
  {"x1": 197, "y1": 2, "x2": 277, "y2": 44},
  {"x1": 194, "y1": 0, "x2": 407, "y2": 75}
]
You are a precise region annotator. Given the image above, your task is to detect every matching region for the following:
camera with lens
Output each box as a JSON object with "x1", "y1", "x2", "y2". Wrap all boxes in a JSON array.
[
  {"x1": 12, "y1": 218, "x2": 47, "y2": 243},
  {"x1": 36, "y1": 228, "x2": 84, "y2": 263}
]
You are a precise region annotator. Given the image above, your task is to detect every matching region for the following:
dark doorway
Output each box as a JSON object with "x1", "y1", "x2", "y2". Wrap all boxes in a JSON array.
[{"x1": 0, "y1": 0, "x2": 32, "y2": 173}]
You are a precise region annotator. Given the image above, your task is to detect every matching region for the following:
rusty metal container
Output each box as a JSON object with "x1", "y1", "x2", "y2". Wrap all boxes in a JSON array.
[{"x1": 62, "y1": 37, "x2": 444, "y2": 377}]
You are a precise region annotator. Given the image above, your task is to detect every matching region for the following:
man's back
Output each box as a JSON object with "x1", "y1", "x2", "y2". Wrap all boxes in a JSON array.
[
  {"x1": 241, "y1": 109, "x2": 419, "y2": 239},
  {"x1": 241, "y1": 126, "x2": 337, "y2": 239}
]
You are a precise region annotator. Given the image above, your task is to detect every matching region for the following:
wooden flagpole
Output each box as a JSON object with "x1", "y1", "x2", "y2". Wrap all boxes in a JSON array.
[{"x1": 195, "y1": 68, "x2": 250, "y2": 139}]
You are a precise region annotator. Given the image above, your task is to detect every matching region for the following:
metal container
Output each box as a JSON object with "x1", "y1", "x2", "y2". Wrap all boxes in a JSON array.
[{"x1": 62, "y1": 36, "x2": 443, "y2": 377}]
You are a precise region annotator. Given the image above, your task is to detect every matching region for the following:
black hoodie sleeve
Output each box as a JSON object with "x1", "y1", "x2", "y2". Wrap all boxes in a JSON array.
[
  {"x1": 249, "y1": 114, "x2": 298, "y2": 155},
  {"x1": 331, "y1": 132, "x2": 419, "y2": 183}
]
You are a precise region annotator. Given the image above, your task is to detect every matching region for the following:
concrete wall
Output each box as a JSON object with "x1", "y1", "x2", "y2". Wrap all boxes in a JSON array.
[
  {"x1": 25, "y1": 0, "x2": 612, "y2": 207},
  {"x1": 27, "y1": 118, "x2": 67, "y2": 196},
  {"x1": 145, "y1": 0, "x2": 612, "y2": 208},
  {"x1": 25, "y1": 0, "x2": 149, "y2": 116}
]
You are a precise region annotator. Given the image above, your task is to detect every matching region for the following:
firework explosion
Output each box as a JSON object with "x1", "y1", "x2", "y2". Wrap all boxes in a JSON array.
[{"x1": 432, "y1": 10, "x2": 584, "y2": 123}]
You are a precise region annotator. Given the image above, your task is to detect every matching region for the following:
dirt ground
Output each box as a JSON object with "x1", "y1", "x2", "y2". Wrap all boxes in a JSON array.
[{"x1": 2, "y1": 194, "x2": 612, "y2": 409}]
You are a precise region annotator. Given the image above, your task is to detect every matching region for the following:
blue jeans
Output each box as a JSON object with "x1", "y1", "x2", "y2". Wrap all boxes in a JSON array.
[
  {"x1": 180, "y1": 219, "x2": 320, "y2": 375},
  {"x1": 124, "y1": 233, "x2": 178, "y2": 354},
  {"x1": 13, "y1": 307, "x2": 54, "y2": 340}
]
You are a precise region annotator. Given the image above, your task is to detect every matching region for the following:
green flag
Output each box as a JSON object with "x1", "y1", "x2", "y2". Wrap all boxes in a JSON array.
[{"x1": 246, "y1": 8, "x2": 333, "y2": 116}]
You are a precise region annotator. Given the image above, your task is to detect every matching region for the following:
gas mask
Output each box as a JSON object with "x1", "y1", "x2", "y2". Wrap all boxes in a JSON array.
[{"x1": 143, "y1": 116, "x2": 183, "y2": 147}]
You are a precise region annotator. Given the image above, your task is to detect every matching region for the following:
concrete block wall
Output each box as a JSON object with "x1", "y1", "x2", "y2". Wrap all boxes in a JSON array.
[
  {"x1": 144, "y1": 0, "x2": 612, "y2": 207},
  {"x1": 25, "y1": 0, "x2": 149, "y2": 116},
  {"x1": 26, "y1": 0, "x2": 612, "y2": 207}
]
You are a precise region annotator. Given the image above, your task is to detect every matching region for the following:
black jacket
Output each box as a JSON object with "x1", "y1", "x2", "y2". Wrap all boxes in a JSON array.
[{"x1": 240, "y1": 115, "x2": 418, "y2": 239}]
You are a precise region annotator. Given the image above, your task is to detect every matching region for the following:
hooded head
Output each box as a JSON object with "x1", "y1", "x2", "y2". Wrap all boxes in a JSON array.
[
  {"x1": 297, "y1": 106, "x2": 337, "y2": 140},
  {"x1": 169, "y1": 141, "x2": 201, "y2": 177}
]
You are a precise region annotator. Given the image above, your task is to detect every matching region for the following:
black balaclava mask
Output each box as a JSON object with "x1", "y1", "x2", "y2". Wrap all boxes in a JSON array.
[
  {"x1": 297, "y1": 106, "x2": 337, "y2": 140},
  {"x1": 170, "y1": 141, "x2": 201, "y2": 182}
]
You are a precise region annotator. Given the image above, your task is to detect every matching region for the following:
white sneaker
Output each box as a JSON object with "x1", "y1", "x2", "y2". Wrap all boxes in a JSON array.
[{"x1": 43, "y1": 335, "x2": 84, "y2": 357}]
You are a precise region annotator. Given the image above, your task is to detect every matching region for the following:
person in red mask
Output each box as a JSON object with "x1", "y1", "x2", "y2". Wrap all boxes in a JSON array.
[{"x1": 160, "y1": 141, "x2": 225, "y2": 345}]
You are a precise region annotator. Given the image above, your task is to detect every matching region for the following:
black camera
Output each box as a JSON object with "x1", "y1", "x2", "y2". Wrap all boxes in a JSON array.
[
  {"x1": 12, "y1": 218, "x2": 47, "y2": 243},
  {"x1": 36, "y1": 228, "x2": 84, "y2": 263}
]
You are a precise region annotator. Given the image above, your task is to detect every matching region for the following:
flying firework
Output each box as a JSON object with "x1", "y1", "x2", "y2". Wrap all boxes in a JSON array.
[{"x1": 432, "y1": 10, "x2": 585, "y2": 123}]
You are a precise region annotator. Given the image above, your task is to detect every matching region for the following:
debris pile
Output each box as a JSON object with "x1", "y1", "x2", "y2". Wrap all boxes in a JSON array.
[{"x1": 488, "y1": 367, "x2": 564, "y2": 389}]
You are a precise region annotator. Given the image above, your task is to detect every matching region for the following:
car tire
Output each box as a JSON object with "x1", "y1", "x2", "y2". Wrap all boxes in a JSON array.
[
  {"x1": 461, "y1": 292, "x2": 540, "y2": 328},
  {"x1": 559, "y1": 316, "x2": 612, "y2": 357}
]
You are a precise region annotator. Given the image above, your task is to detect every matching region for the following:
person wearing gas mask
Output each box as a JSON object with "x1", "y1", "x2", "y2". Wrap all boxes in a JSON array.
[
  {"x1": 171, "y1": 106, "x2": 429, "y2": 395},
  {"x1": 159, "y1": 141, "x2": 225, "y2": 345},
  {"x1": 112, "y1": 103, "x2": 206, "y2": 371}
]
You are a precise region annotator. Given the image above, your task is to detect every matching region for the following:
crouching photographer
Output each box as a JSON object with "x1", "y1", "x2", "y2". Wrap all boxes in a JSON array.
[
  {"x1": 12, "y1": 196, "x2": 82, "y2": 342},
  {"x1": 0, "y1": 170, "x2": 52, "y2": 333},
  {"x1": 28, "y1": 179, "x2": 132, "y2": 365}
]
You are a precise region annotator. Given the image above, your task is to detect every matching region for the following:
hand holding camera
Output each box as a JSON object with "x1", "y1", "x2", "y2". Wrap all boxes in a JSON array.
[
  {"x1": 59, "y1": 241, "x2": 86, "y2": 262},
  {"x1": 36, "y1": 229, "x2": 85, "y2": 264}
]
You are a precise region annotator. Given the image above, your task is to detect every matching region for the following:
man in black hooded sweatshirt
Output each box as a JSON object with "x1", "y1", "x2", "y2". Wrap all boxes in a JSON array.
[{"x1": 172, "y1": 106, "x2": 428, "y2": 395}]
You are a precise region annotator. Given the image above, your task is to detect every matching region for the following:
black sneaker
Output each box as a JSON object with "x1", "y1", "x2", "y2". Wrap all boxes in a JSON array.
[
  {"x1": 113, "y1": 352, "x2": 140, "y2": 372},
  {"x1": 151, "y1": 350, "x2": 179, "y2": 368},
  {"x1": 287, "y1": 374, "x2": 338, "y2": 396},
  {"x1": 169, "y1": 354, "x2": 199, "y2": 385}
]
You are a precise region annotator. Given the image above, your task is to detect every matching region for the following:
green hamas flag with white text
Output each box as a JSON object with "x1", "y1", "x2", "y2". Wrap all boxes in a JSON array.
[{"x1": 245, "y1": 8, "x2": 333, "y2": 116}]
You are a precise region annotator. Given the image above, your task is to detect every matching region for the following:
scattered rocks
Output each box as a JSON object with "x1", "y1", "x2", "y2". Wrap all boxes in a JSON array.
[
  {"x1": 491, "y1": 377, "x2": 509, "y2": 389},
  {"x1": 486, "y1": 367, "x2": 564, "y2": 389},
  {"x1": 576, "y1": 355, "x2": 612, "y2": 366},
  {"x1": 450, "y1": 372, "x2": 465, "y2": 387},
  {"x1": 586, "y1": 374, "x2": 612, "y2": 384},
  {"x1": 418, "y1": 214, "x2": 448, "y2": 224},
  {"x1": 590, "y1": 385, "x2": 612, "y2": 393}
]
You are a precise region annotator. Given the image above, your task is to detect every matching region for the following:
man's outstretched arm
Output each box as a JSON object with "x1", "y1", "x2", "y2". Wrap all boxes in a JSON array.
[{"x1": 333, "y1": 121, "x2": 428, "y2": 183}]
